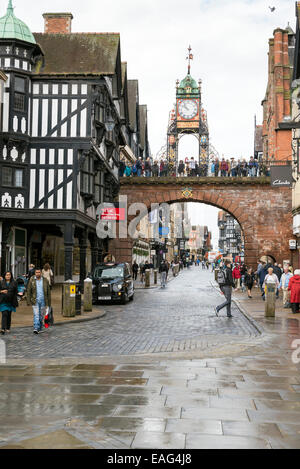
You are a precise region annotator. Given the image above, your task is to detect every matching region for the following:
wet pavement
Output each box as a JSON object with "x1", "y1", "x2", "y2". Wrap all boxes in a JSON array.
[
  {"x1": 0, "y1": 268, "x2": 299, "y2": 449},
  {"x1": 2, "y1": 269, "x2": 259, "y2": 359}
]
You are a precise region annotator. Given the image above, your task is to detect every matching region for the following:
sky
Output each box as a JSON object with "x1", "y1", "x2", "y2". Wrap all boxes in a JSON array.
[
  {"x1": 8, "y1": 0, "x2": 295, "y2": 160},
  {"x1": 7, "y1": 0, "x2": 295, "y2": 243}
]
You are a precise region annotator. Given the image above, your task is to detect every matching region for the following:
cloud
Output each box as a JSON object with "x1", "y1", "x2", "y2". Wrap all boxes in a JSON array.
[{"x1": 10, "y1": 0, "x2": 295, "y2": 159}]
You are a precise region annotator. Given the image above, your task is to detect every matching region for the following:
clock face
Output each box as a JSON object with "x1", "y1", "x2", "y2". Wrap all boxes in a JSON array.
[{"x1": 178, "y1": 100, "x2": 198, "y2": 119}]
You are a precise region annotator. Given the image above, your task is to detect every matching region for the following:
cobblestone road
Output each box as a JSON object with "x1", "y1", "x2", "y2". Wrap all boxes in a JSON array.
[{"x1": 3, "y1": 268, "x2": 260, "y2": 359}]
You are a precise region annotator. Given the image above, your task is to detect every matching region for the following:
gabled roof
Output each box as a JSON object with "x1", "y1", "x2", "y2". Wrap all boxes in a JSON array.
[
  {"x1": 139, "y1": 104, "x2": 147, "y2": 150},
  {"x1": 33, "y1": 33, "x2": 120, "y2": 76},
  {"x1": 128, "y1": 79, "x2": 139, "y2": 131}
]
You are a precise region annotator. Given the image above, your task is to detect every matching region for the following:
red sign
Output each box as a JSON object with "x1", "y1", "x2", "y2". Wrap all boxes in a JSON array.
[{"x1": 100, "y1": 207, "x2": 126, "y2": 221}]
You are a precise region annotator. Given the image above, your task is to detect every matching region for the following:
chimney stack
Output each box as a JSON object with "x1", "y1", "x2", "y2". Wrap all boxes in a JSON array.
[{"x1": 43, "y1": 13, "x2": 73, "y2": 34}]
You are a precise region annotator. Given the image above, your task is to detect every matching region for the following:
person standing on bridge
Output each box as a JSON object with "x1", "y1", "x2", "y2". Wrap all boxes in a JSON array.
[{"x1": 215, "y1": 260, "x2": 235, "y2": 318}]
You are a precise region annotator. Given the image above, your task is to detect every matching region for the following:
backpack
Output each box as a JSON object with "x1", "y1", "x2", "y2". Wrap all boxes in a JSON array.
[{"x1": 217, "y1": 269, "x2": 227, "y2": 286}]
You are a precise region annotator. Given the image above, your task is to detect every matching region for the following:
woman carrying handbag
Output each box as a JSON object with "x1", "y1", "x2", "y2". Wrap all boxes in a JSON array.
[{"x1": 0, "y1": 271, "x2": 18, "y2": 335}]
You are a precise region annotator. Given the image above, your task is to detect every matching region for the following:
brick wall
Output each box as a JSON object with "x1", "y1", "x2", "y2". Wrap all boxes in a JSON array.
[
  {"x1": 43, "y1": 13, "x2": 73, "y2": 34},
  {"x1": 110, "y1": 180, "x2": 294, "y2": 269}
]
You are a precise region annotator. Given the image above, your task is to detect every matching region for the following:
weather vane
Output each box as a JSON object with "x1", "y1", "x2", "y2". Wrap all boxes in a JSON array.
[{"x1": 186, "y1": 45, "x2": 193, "y2": 75}]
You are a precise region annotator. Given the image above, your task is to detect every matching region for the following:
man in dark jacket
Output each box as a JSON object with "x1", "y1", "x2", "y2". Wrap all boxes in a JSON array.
[
  {"x1": 215, "y1": 260, "x2": 235, "y2": 318},
  {"x1": 27, "y1": 268, "x2": 51, "y2": 334},
  {"x1": 159, "y1": 260, "x2": 168, "y2": 288}
]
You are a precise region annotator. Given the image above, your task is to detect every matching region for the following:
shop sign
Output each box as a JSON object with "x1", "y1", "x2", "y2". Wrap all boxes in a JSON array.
[
  {"x1": 289, "y1": 240, "x2": 297, "y2": 250},
  {"x1": 100, "y1": 204, "x2": 126, "y2": 221},
  {"x1": 271, "y1": 166, "x2": 293, "y2": 187}
]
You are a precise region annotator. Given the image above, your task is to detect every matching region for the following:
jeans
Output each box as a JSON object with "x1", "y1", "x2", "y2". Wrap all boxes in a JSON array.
[
  {"x1": 33, "y1": 302, "x2": 46, "y2": 331},
  {"x1": 1, "y1": 310, "x2": 12, "y2": 331},
  {"x1": 161, "y1": 272, "x2": 167, "y2": 288},
  {"x1": 137, "y1": 169, "x2": 142, "y2": 177},
  {"x1": 217, "y1": 286, "x2": 232, "y2": 317}
]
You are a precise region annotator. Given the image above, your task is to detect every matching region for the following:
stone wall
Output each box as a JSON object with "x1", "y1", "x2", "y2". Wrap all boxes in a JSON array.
[{"x1": 109, "y1": 178, "x2": 294, "y2": 268}]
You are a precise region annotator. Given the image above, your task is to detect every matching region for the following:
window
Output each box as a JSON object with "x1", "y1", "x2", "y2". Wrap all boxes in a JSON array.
[
  {"x1": 81, "y1": 155, "x2": 94, "y2": 195},
  {"x1": 15, "y1": 77, "x2": 26, "y2": 93},
  {"x1": 2, "y1": 167, "x2": 24, "y2": 187},
  {"x1": 94, "y1": 171, "x2": 104, "y2": 204},
  {"x1": 2, "y1": 167, "x2": 12, "y2": 186},
  {"x1": 14, "y1": 76, "x2": 26, "y2": 112},
  {"x1": 15, "y1": 169, "x2": 23, "y2": 187}
]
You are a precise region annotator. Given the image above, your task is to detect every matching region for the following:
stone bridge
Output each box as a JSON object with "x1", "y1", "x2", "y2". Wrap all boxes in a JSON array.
[{"x1": 109, "y1": 177, "x2": 293, "y2": 268}]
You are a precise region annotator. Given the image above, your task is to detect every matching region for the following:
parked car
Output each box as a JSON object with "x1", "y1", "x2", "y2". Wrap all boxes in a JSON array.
[{"x1": 92, "y1": 263, "x2": 135, "y2": 305}]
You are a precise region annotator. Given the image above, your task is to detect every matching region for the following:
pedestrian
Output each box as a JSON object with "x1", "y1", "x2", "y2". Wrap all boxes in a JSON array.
[
  {"x1": 124, "y1": 163, "x2": 132, "y2": 177},
  {"x1": 136, "y1": 158, "x2": 143, "y2": 177},
  {"x1": 273, "y1": 263, "x2": 282, "y2": 299},
  {"x1": 288, "y1": 270, "x2": 300, "y2": 314},
  {"x1": 220, "y1": 158, "x2": 228, "y2": 177},
  {"x1": 262, "y1": 267, "x2": 280, "y2": 299},
  {"x1": 244, "y1": 268, "x2": 255, "y2": 298},
  {"x1": 280, "y1": 266, "x2": 293, "y2": 308},
  {"x1": 26, "y1": 267, "x2": 51, "y2": 334},
  {"x1": 152, "y1": 161, "x2": 159, "y2": 177},
  {"x1": 215, "y1": 260, "x2": 235, "y2": 318},
  {"x1": 178, "y1": 160, "x2": 185, "y2": 177},
  {"x1": 27, "y1": 264, "x2": 35, "y2": 281},
  {"x1": 214, "y1": 159, "x2": 219, "y2": 177},
  {"x1": 145, "y1": 158, "x2": 152, "y2": 177},
  {"x1": 119, "y1": 159, "x2": 126, "y2": 178},
  {"x1": 42, "y1": 263, "x2": 54, "y2": 290},
  {"x1": 159, "y1": 260, "x2": 168, "y2": 288},
  {"x1": 132, "y1": 261, "x2": 139, "y2": 281},
  {"x1": 232, "y1": 264, "x2": 242, "y2": 290},
  {"x1": 139, "y1": 262, "x2": 145, "y2": 282},
  {"x1": 0, "y1": 271, "x2": 18, "y2": 335}
]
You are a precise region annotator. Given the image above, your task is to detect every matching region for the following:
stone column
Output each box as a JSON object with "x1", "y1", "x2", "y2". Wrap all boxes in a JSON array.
[
  {"x1": 1, "y1": 223, "x2": 12, "y2": 274},
  {"x1": 63, "y1": 222, "x2": 74, "y2": 281},
  {"x1": 79, "y1": 229, "x2": 88, "y2": 288}
]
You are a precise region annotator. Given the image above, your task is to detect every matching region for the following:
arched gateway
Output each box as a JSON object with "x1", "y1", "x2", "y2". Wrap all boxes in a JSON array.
[{"x1": 109, "y1": 177, "x2": 293, "y2": 268}]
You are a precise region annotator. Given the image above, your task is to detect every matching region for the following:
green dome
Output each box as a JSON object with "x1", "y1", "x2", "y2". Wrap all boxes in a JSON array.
[
  {"x1": 0, "y1": 0, "x2": 36, "y2": 44},
  {"x1": 177, "y1": 73, "x2": 199, "y2": 95}
]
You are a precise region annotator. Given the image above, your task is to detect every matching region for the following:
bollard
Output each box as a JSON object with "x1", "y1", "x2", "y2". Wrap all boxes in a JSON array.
[
  {"x1": 145, "y1": 269, "x2": 151, "y2": 288},
  {"x1": 84, "y1": 278, "x2": 93, "y2": 312},
  {"x1": 154, "y1": 270, "x2": 158, "y2": 285},
  {"x1": 265, "y1": 283, "x2": 276, "y2": 318},
  {"x1": 62, "y1": 280, "x2": 76, "y2": 317}
]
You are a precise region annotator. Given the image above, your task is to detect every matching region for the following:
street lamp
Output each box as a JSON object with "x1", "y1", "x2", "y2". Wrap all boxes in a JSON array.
[{"x1": 105, "y1": 112, "x2": 115, "y2": 132}]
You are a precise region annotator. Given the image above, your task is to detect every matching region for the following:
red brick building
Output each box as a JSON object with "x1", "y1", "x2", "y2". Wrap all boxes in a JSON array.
[{"x1": 261, "y1": 26, "x2": 295, "y2": 161}]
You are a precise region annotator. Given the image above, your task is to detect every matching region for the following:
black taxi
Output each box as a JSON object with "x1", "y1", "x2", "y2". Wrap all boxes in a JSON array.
[{"x1": 92, "y1": 263, "x2": 135, "y2": 304}]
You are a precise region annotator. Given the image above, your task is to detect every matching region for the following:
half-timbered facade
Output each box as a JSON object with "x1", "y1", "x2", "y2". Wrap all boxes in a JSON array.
[{"x1": 0, "y1": 5, "x2": 150, "y2": 282}]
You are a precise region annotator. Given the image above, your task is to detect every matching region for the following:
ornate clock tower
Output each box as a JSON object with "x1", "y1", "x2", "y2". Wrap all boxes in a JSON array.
[{"x1": 167, "y1": 46, "x2": 209, "y2": 174}]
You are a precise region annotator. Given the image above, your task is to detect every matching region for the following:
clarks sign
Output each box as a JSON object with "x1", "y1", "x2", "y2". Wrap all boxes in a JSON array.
[{"x1": 271, "y1": 166, "x2": 293, "y2": 187}]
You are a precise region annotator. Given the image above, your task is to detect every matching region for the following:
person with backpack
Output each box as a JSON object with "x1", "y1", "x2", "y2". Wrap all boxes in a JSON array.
[
  {"x1": 159, "y1": 260, "x2": 168, "y2": 288},
  {"x1": 215, "y1": 260, "x2": 235, "y2": 318}
]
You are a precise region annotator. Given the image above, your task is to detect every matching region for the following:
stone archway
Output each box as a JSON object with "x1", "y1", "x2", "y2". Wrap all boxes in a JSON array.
[{"x1": 110, "y1": 179, "x2": 293, "y2": 268}]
